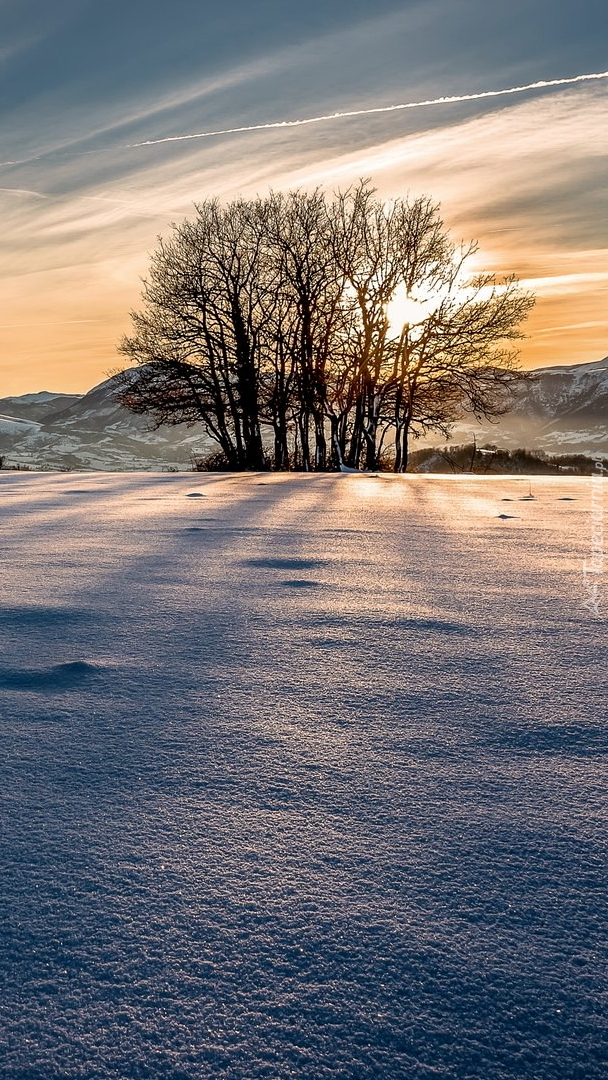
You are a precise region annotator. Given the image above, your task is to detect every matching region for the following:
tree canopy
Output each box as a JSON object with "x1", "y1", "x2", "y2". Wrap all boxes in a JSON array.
[{"x1": 116, "y1": 183, "x2": 535, "y2": 471}]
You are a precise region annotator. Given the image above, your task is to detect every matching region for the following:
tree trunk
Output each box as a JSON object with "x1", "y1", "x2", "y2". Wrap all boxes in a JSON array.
[
  {"x1": 313, "y1": 414, "x2": 327, "y2": 471},
  {"x1": 399, "y1": 420, "x2": 411, "y2": 473}
]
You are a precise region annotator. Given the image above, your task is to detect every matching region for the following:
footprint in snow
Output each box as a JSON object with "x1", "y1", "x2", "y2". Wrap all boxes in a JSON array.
[
  {"x1": 280, "y1": 579, "x2": 321, "y2": 589},
  {"x1": 246, "y1": 557, "x2": 325, "y2": 570},
  {"x1": 397, "y1": 617, "x2": 471, "y2": 636}
]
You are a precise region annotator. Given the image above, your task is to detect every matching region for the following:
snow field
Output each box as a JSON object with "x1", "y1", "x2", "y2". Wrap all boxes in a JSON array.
[{"x1": 0, "y1": 472, "x2": 606, "y2": 1079}]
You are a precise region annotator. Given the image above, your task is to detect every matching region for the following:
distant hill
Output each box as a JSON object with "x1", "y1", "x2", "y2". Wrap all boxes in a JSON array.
[
  {"x1": 1, "y1": 357, "x2": 607, "y2": 470},
  {"x1": 0, "y1": 391, "x2": 82, "y2": 423},
  {"x1": 0, "y1": 374, "x2": 211, "y2": 470},
  {"x1": 443, "y1": 355, "x2": 608, "y2": 454}
]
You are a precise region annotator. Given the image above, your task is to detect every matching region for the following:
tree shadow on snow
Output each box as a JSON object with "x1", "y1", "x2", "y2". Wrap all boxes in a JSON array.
[
  {"x1": 0, "y1": 606, "x2": 95, "y2": 627},
  {"x1": 492, "y1": 722, "x2": 608, "y2": 756}
]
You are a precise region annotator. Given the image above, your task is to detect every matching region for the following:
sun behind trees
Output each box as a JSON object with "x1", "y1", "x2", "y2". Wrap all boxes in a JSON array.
[{"x1": 116, "y1": 183, "x2": 535, "y2": 471}]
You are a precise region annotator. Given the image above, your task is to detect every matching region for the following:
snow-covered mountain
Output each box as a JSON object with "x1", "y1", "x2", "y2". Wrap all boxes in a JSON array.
[
  {"x1": 0, "y1": 374, "x2": 212, "y2": 470},
  {"x1": 1, "y1": 356, "x2": 607, "y2": 470},
  {"x1": 445, "y1": 355, "x2": 608, "y2": 453},
  {"x1": 0, "y1": 390, "x2": 82, "y2": 423}
]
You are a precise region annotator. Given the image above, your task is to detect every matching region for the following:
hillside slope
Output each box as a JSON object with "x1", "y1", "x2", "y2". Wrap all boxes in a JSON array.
[{"x1": 1, "y1": 356, "x2": 607, "y2": 469}]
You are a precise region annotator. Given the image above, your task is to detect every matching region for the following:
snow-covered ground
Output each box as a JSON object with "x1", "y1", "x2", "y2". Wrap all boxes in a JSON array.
[{"x1": 1, "y1": 472, "x2": 606, "y2": 1080}]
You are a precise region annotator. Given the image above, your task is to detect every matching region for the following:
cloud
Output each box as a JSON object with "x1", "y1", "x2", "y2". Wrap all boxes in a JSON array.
[
  {"x1": 7, "y1": 83, "x2": 607, "y2": 237},
  {"x1": 280, "y1": 86, "x2": 608, "y2": 237},
  {"x1": 6, "y1": 83, "x2": 606, "y2": 274},
  {"x1": 0, "y1": 5, "x2": 431, "y2": 170},
  {"x1": 2, "y1": 75, "x2": 607, "y2": 390},
  {"x1": 518, "y1": 272, "x2": 608, "y2": 294},
  {"x1": 0, "y1": 186, "x2": 47, "y2": 198},
  {"x1": 127, "y1": 70, "x2": 608, "y2": 149},
  {"x1": 0, "y1": 28, "x2": 46, "y2": 66}
]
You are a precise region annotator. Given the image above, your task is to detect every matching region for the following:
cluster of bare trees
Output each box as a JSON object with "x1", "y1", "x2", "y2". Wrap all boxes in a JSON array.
[{"x1": 116, "y1": 183, "x2": 534, "y2": 471}]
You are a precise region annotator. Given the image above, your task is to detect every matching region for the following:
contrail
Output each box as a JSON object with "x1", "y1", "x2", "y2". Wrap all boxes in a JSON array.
[{"x1": 128, "y1": 70, "x2": 608, "y2": 149}]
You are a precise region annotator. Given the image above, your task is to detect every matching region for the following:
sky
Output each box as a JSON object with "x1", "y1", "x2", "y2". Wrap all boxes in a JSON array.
[{"x1": 1, "y1": 0, "x2": 607, "y2": 395}]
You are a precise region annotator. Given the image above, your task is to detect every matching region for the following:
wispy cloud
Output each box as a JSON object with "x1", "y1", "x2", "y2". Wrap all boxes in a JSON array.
[
  {"x1": 128, "y1": 70, "x2": 608, "y2": 149},
  {"x1": 534, "y1": 321, "x2": 607, "y2": 336},
  {"x1": 2, "y1": 67, "x2": 607, "y2": 388},
  {"x1": 283, "y1": 87, "x2": 608, "y2": 237},
  {"x1": 6, "y1": 84, "x2": 605, "y2": 265},
  {"x1": 0, "y1": 6, "x2": 424, "y2": 170},
  {"x1": 4, "y1": 66, "x2": 604, "y2": 184},
  {"x1": 0, "y1": 186, "x2": 47, "y2": 198},
  {"x1": 0, "y1": 30, "x2": 46, "y2": 66},
  {"x1": 519, "y1": 272, "x2": 608, "y2": 294},
  {"x1": 0, "y1": 319, "x2": 100, "y2": 328}
]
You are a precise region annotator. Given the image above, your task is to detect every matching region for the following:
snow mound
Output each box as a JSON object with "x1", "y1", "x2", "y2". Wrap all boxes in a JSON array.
[{"x1": 0, "y1": 660, "x2": 101, "y2": 692}]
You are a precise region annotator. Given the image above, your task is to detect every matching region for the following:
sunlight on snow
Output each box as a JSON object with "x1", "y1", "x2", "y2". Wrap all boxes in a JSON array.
[{"x1": 0, "y1": 471, "x2": 604, "y2": 1080}]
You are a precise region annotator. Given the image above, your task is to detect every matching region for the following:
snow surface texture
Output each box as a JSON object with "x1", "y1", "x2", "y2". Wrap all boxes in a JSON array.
[{"x1": 0, "y1": 472, "x2": 606, "y2": 1080}]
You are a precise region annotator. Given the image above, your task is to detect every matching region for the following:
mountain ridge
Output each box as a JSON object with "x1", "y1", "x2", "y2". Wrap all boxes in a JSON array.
[{"x1": 1, "y1": 357, "x2": 607, "y2": 470}]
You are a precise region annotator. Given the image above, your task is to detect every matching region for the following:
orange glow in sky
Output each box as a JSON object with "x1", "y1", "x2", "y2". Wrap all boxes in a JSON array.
[{"x1": 1, "y1": 4, "x2": 606, "y2": 395}]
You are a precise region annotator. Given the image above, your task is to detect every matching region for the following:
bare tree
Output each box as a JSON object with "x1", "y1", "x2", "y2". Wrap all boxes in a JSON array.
[
  {"x1": 116, "y1": 184, "x2": 534, "y2": 471},
  {"x1": 117, "y1": 199, "x2": 268, "y2": 469},
  {"x1": 387, "y1": 269, "x2": 535, "y2": 471},
  {"x1": 330, "y1": 183, "x2": 455, "y2": 469},
  {"x1": 257, "y1": 190, "x2": 347, "y2": 471}
]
